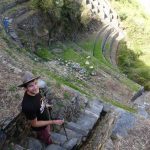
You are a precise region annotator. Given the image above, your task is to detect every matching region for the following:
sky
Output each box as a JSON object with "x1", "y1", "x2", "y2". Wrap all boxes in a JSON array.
[{"x1": 139, "y1": 0, "x2": 150, "y2": 14}]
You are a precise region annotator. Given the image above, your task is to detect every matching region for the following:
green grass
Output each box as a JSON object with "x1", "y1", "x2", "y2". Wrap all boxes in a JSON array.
[
  {"x1": 34, "y1": 67, "x2": 91, "y2": 96},
  {"x1": 77, "y1": 35, "x2": 140, "y2": 91},
  {"x1": 102, "y1": 96, "x2": 137, "y2": 113},
  {"x1": 35, "y1": 47, "x2": 54, "y2": 60}
]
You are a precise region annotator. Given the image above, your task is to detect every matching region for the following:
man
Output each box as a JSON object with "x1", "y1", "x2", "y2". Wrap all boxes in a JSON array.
[{"x1": 18, "y1": 71, "x2": 64, "y2": 145}]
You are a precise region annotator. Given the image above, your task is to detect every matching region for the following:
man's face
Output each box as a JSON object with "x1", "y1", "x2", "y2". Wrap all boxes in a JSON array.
[{"x1": 25, "y1": 80, "x2": 39, "y2": 96}]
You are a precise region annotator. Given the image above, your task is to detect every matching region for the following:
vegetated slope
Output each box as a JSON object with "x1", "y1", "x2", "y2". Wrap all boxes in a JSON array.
[
  {"x1": 0, "y1": 0, "x2": 143, "y2": 127},
  {"x1": 2, "y1": 0, "x2": 150, "y2": 149},
  {"x1": 110, "y1": 0, "x2": 150, "y2": 90},
  {"x1": 0, "y1": 22, "x2": 140, "y2": 129}
]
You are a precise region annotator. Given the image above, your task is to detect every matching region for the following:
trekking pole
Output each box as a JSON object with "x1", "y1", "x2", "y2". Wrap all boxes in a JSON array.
[
  {"x1": 62, "y1": 121, "x2": 69, "y2": 141},
  {"x1": 56, "y1": 116, "x2": 69, "y2": 141},
  {"x1": 47, "y1": 107, "x2": 55, "y2": 130},
  {"x1": 47, "y1": 105, "x2": 68, "y2": 140}
]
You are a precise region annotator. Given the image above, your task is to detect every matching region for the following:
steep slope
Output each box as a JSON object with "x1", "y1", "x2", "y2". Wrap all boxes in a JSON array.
[{"x1": 0, "y1": 0, "x2": 147, "y2": 149}]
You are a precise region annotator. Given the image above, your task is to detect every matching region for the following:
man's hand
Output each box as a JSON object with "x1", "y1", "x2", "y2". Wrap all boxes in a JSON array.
[{"x1": 53, "y1": 119, "x2": 64, "y2": 125}]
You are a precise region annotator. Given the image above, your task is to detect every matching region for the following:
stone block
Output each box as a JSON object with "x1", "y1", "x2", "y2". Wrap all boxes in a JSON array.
[
  {"x1": 76, "y1": 113, "x2": 97, "y2": 130},
  {"x1": 63, "y1": 138, "x2": 78, "y2": 150},
  {"x1": 88, "y1": 101, "x2": 103, "y2": 116},
  {"x1": 84, "y1": 109, "x2": 99, "y2": 119},
  {"x1": 28, "y1": 137, "x2": 43, "y2": 150},
  {"x1": 46, "y1": 144, "x2": 66, "y2": 150},
  {"x1": 66, "y1": 122, "x2": 88, "y2": 136},
  {"x1": 59, "y1": 128, "x2": 83, "y2": 140},
  {"x1": 51, "y1": 132, "x2": 67, "y2": 145}
]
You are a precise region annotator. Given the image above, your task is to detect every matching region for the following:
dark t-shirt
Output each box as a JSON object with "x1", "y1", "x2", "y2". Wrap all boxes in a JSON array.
[{"x1": 22, "y1": 92, "x2": 49, "y2": 131}]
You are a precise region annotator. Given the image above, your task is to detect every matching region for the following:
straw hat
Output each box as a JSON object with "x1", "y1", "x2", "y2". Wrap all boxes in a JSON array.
[{"x1": 18, "y1": 71, "x2": 40, "y2": 87}]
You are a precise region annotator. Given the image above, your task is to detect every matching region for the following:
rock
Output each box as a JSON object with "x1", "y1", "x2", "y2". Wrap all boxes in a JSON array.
[
  {"x1": 76, "y1": 113, "x2": 98, "y2": 130},
  {"x1": 66, "y1": 122, "x2": 88, "y2": 136},
  {"x1": 46, "y1": 144, "x2": 66, "y2": 150},
  {"x1": 112, "y1": 111, "x2": 137, "y2": 137},
  {"x1": 90, "y1": 71, "x2": 97, "y2": 76},
  {"x1": 28, "y1": 137, "x2": 43, "y2": 150},
  {"x1": 79, "y1": 68, "x2": 86, "y2": 74},
  {"x1": 59, "y1": 128, "x2": 83, "y2": 141},
  {"x1": 51, "y1": 132, "x2": 67, "y2": 145},
  {"x1": 85, "y1": 60, "x2": 90, "y2": 65},
  {"x1": 63, "y1": 138, "x2": 78, "y2": 150},
  {"x1": 14, "y1": 144, "x2": 24, "y2": 150}
]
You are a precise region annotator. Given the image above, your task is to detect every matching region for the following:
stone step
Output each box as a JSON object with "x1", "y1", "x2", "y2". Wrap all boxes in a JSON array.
[
  {"x1": 59, "y1": 127, "x2": 83, "y2": 141},
  {"x1": 46, "y1": 144, "x2": 67, "y2": 150},
  {"x1": 76, "y1": 112, "x2": 98, "y2": 131},
  {"x1": 51, "y1": 132, "x2": 67, "y2": 145},
  {"x1": 62, "y1": 138, "x2": 78, "y2": 150},
  {"x1": 88, "y1": 100, "x2": 104, "y2": 116},
  {"x1": 66, "y1": 122, "x2": 89, "y2": 136},
  {"x1": 51, "y1": 133, "x2": 78, "y2": 149}
]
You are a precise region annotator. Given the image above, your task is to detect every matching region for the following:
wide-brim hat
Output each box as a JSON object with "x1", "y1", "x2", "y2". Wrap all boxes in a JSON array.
[{"x1": 18, "y1": 71, "x2": 40, "y2": 87}]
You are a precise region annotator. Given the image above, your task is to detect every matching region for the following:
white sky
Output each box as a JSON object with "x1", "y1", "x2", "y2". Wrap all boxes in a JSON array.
[{"x1": 139, "y1": 0, "x2": 150, "y2": 14}]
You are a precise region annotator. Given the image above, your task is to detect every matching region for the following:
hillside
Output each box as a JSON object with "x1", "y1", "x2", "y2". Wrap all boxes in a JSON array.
[{"x1": 0, "y1": 0, "x2": 150, "y2": 150}]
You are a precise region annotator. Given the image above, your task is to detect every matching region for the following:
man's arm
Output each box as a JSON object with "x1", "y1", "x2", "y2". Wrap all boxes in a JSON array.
[{"x1": 30, "y1": 118, "x2": 64, "y2": 128}]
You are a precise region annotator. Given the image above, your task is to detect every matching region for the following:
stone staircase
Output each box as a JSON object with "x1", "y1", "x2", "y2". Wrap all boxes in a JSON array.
[
  {"x1": 44, "y1": 100, "x2": 103, "y2": 150},
  {"x1": 1, "y1": 99, "x2": 105, "y2": 150}
]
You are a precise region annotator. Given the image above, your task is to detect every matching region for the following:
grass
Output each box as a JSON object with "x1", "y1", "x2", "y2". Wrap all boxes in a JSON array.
[
  {"x1": 35, "y1": 47, "x2": 54, "y2": 60},
  {"x1": 110, "y1": 0, "x2": 150, "y2": 90},
  {"x1": 34, "y1": 67, "x2": 91, "y2": 96},
  {"x1": 102, "y1": 96, "x2": 137, "y2": 113}
]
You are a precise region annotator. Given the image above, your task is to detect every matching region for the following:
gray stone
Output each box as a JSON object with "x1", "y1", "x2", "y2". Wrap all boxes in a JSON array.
[
  {"x1": 63, "y1": 138, "x2": 78, "y2": 150},
  {"x1": 46, "y1": 144, "x2": 66, "y2": 150},
  {"x1": 88, "y1": 101, "x2": 103, "y2": 116},
  {"x1": 51, "y1": 132, "x2": 67, "y2": 145},
  {"x1": 76, "y1": 113, "x2": 97, "y2": 130},
  {"x1": 59, "y1": 128, "x2": 83, "y2": 141},
  {"x1": 9, "y1": 32, "x2": 18, "y2": 39},
  {"x1": 112, "y1": 111, "x2": 137, "y2": 137},
  {"x1": 84, "y1": 109, "x2": 99, "y2": 119},
  {"x1": 28, "y1": 137, "x2": 43, "y2": 150},
  {"x1": 90, "y1": 71, "x2": 97, "y2": 76},
  {"x1": 14, "y1": 144, "x2": 24, "y2": 150},
  {"x1": 79, "y1": 68, "x2": 86, "y2": 74},
  {"x1": 66, "y1": 122, "x2": 88, "y2": 136}
]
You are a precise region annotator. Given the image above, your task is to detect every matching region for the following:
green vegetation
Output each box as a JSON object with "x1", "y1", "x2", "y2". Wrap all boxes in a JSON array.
[
  {"x1": 44, "y1": 70, "x2": 91, "y2": 96},
  {"x1": 118, "y1": 41, "x2": 150, "y2": 90},
  {"x1": 31, "y1": 0, "x2": 82, "y2": 32},
  {"x1": 111, "y1": 0, "x2": 150, "y2": 90},
  {"x1": 35, "y1": 47, "x2": 54, "y2": 60},
  {"x1": 102, "y1": 96, "x2": 137, "y2": 113}
]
